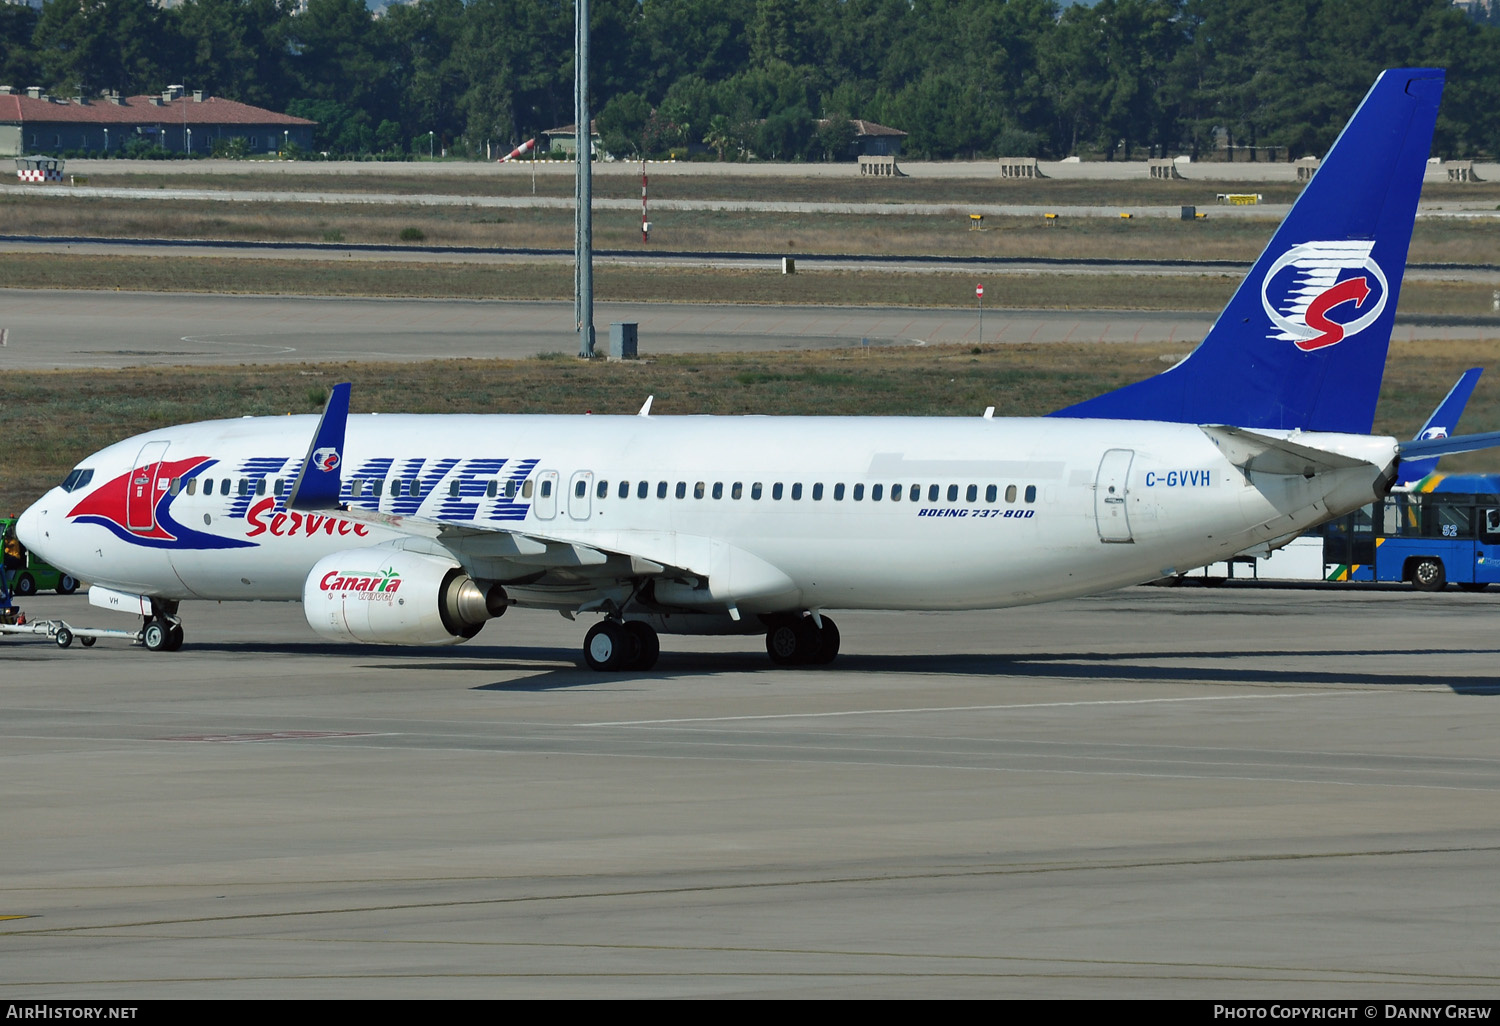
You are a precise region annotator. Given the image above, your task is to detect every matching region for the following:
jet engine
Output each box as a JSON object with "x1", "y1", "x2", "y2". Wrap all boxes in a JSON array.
[{"x1": 302, "y1": 550, "x2": 507, "y2": 645}]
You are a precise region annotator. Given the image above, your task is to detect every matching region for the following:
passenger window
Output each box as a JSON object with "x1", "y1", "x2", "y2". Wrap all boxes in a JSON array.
[
  {"x1": 852, "y1": 484, "x2": 863, "y2": 500},
  {"x1": 791, "y1": 483, "x2": 803, "y2": 500},
  {"x1": 712, "y1": 482, "x2": 723, "y2": 499},
  {"x1": 506, "y1": 480, "x2": 517, "y2": 499},
  {"x1": 596, "y1": 480, "x2": 608, "y2": 499},
  {"x1": 620, "y1": 481, "x2": 630, "y2": 499},
  {"x1": 985, "y1": 484, "x2": 997, "y2": 503},
  {"x1": 186, "y1": 478, "x2": 197, "y2": 496},
  {"x1": 676, "y1": 482, "x2": 686, "y2": 499},
  {"x1": 372, "y1": 480, "x2": 384, "y2": 497},
  {"x1": 890, "y1": 484, "x2": 901, "y2": 502},
  {"x1": 966, "y1": 485, "x2": 977, "y2": 503},
  {"x1": 773, "y1": 483, "x2": 784, "y2": 500},
  {"x1": 947, "y1": 485, "x2": 958, "y2": 502},
  {"x1": 169, "y1": 478, "x2": 181, "y2": 496},
  {"x1": 752, "y1": 483, "x2": 763, "y2": 500},
  {"x1": 692, "y1": 482, "x2": 704, "y2": 499},
  {"x1": 221, "y1": 479, "x2": 232, "y2": 496},
  {"x1": 487, "y1": 480, "x2": 498, "y2": 498},
  {"x1": 812, "y1": 484, "x2": 823, "y2": 501},
  {"x1": 539, "y1": 480, "x2": 552, "y2": 498},
  {"x1": 1025, "y1": 485, "x2": 1037, "y2": 503},
  {"x1": 732, "y1": 482, "x2": 743, "y2": 500},
  {"x1": 351, "y1": 479, "x2": 364, "y2": 497},
  {"x1": 657, "y1": 481, "x2": 667, "y2": 499},
  {"x1": 833, "y1": 484, "x2": 844, "y2": 501},
  {"x1": 1005, "y1": 484, "x2": 1017, "y2": 503},
  {"x1": 871, "y1": 484, "x2": 883, "y2": 501},
  {"x1": 928, "y1": 484, "x2": 940, "y2": 502},
  {"x1": 523, "y1": 480, "x2": 534, "y2": 498},
  {"x1": 275, "y1": 479, "x2": 285, "y2": 496},
  {"x1": 575, "y1": 480, "x2": 587, "y2": 498},
  {"x1": 411, "y1": 480, "x2": 422, "y2": 497},
  {"x1": 391, "y1": 480, "x2": 402, "y2": 497},
  {"x1": 908, "y1": 484, "x2": 920, "y2": 502},
  {"x1": 450, "y1": 480, "x2": 461, "y2": 497},
  {"x1": 238, "y1": 479, "x2": 249, "y2": 496}
]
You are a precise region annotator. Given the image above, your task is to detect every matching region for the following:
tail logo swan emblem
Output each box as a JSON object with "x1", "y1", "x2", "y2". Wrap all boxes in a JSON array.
[{"x1": 1261, "y1": 241, "x2": 1389, "y2": 352}]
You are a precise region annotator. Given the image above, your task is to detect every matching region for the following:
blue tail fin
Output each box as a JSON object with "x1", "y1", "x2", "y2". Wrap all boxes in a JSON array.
[
  {"x1": 1396, "y1": 367, "x2": 1482, "y2": 486},
  {"x1": 1052, "y1": 68, "x2": 1444, "y2": 434}
]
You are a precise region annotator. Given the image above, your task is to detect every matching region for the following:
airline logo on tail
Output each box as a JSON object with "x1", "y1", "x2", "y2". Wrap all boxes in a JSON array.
[
  {"x1": 312, "y1": 447, "x2": 341, "y2": 472},
  {"x1": 1261, "y1": 241, "x2": 1389, "y2": 351}
]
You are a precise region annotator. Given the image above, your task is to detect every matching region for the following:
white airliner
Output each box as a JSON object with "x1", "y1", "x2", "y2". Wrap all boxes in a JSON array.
[{"x1": 16, "y1": 69, "x2": 1496, "y2": 670}]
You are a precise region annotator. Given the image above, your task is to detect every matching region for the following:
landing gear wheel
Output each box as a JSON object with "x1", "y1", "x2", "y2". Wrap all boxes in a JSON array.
[
  {"x1": 55, "y1": 627, "x2": 73, "y2": 649},
  {"x1": 766, "y1": 616, "x2": 830, "y2": 665},
  {"x1": 57, "y1": 575, "x2": 78, "y2": 595},
  {"x1": 584, "y1": 620, "x2": 634, "y2": 671},
  {"x1": 15, "y1": 573, "x2": 35, "y2": 597},
  {"x1": 1412, "y1": 558, "x2": 1447, "y2": 592},
  {"x1": 164, "y1": 624, "x2": 184, "y2": 652},
  {"x1": 623, "y1": 621, "x2": 659, "y2": 671},
  {"x1": 766, "y1": 621, "x2": 802, "y2": 665},
  {"x1": 81, "y1": 636, "x2": 96, "y2": 647},
  {"x1": 143, "y1": 619, "x2": 167, "y2": 652},
  {"x1": 810, "y1": 616, "x2": 840, "y2": 665}
]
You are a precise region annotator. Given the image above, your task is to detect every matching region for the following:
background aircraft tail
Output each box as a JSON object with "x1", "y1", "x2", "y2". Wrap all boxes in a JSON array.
[{"x1": 1052, "y1": 68, "x2": 1444, "y2": 434}]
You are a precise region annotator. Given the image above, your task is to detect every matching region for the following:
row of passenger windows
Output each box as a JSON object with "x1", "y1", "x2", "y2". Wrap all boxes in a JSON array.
[
  {"x1": 576, "y1": 479, "x2": 1039, "y2": 504},
  {"x1": 166, "y1": 475, "x2": 1040, "y2": 506}
]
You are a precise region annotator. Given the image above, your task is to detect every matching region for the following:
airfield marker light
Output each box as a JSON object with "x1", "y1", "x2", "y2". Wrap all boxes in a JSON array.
[{"x1": 976, "y1": 284, "x2": 984, "y2": 342}]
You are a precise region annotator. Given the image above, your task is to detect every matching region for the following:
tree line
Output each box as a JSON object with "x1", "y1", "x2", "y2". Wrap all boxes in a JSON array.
[{"x1": 2, "y1": 0, "x2": 1499, "y2": 161}]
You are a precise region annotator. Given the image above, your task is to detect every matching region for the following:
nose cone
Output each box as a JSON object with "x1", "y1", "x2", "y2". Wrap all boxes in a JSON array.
[{"x1": 15, "y1": 497, "x2": 47, "y2": 554}]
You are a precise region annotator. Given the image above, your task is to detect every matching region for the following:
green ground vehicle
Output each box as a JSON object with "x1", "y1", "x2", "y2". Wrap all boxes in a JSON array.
[{"x1": 1, "y1": 516, "x2": 78, "y2": 596}]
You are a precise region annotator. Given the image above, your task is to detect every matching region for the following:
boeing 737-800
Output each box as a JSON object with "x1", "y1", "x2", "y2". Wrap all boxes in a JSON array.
[{"x1": 17, "y1": 69, "x2": 1494, "y2": 671}]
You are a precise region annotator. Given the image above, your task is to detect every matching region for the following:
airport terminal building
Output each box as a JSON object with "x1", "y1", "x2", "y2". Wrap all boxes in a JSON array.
[{"x1": 0, "y1": 85, "x2": 315, "y2": 157}]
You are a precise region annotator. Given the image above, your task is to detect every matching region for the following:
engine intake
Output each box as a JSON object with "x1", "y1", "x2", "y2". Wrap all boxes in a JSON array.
[{"x1": 303, "y1": 550, "x2": 506, "y2": 646}]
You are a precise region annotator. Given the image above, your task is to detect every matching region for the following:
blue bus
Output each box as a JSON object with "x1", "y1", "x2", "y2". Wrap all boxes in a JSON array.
[{"x1": 1323, "y1": 474, "x2": 1500, "y2": 591}]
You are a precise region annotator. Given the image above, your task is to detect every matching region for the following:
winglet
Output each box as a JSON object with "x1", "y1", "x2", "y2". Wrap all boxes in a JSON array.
[
  {"x1": 287, "y1": 382, "x2": 351, "y2": 510},
  {"x1": 638, "y1": 395, "x2": 654, "y2": 417}
]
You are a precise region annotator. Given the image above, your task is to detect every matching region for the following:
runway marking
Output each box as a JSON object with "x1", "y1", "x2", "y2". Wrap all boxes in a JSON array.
[
  {"x1": 180, "y1": 333, "x2": 298, "y2": 355},
  {"x1": 576, "y1": 690, "x2": 1346, "y2": 727},
  {"x1": 155, "y1": 731, "x2": 380, "y2": 743}
]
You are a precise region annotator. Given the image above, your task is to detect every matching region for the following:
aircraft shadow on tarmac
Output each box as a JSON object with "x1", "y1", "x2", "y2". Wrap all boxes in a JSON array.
[{"x1": 124, "y1": 639, "x2": 1500, "y2": 695}]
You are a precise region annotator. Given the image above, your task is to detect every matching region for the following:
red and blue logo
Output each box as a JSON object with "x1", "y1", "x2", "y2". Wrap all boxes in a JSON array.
[
  {"x1": 1260, "y1": 241, "x2": 1389, "y2": 352},
  {"x1": 67, "y1": 457, "x2": 255, "y2": 549}
]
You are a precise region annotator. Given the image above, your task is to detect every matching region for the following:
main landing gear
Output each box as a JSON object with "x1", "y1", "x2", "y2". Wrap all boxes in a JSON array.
[
  {"x1": 583, "y1": 619, "x2": 660, "y2": 672},
  {"x1": 765, "y1": 613, "x2": 840, "y2": 666}
]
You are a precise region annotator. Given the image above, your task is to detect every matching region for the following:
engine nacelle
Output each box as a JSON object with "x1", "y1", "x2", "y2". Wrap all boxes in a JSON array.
[{"x1": 303, "y1": 550, "x2": 506, "y2": 646}]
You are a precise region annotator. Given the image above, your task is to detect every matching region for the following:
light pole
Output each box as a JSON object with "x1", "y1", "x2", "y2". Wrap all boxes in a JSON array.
[
  {"x1": 186, "y1": 127, "x2": 191, "y2": 155},
  {"x1": 429, "y1": 131, "x2": 434, "y2": 158},
  {"x1": 575, "y1": 0, "x2": 595, "y2": 358},
  {"x1": 283, "y1": 129, "x2": 288, "y2": 155},
  {"x1": 102, "y1": 127, "x2": 108, "y2": 154}
]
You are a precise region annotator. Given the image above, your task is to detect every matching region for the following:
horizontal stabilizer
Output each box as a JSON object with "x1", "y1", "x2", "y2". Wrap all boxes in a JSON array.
[
  {"x1": 1200, "y1": 425, "x2": 1373, "y2": 476},
  {"x1": 1398, "y1": 429, "x2": 1500, "y2": 462}
]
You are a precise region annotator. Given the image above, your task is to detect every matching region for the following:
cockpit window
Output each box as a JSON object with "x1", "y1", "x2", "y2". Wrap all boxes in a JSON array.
[{"x1": 59, "y1": 468, "x2": 94, "y2": 493}]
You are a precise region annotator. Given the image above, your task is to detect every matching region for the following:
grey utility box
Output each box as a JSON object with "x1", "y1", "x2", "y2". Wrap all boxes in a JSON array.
[{"x1": 609, "y1": 322, "x2": 638, "y2": 360}]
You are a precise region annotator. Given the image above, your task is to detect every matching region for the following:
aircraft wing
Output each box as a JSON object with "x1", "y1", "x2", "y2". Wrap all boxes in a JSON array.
[
  {"x1": 1397, "y1": 429, "x2": 1500, "y2": 462},
  {"x1": 283, "y1": 384, "x2": 744, "y2": 604}
]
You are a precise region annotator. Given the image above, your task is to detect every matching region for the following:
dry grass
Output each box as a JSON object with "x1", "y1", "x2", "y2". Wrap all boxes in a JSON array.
[
  {"x1": 4, "y1": 183, "x2": 1499, "y2": 262},
  {"x1": 1, "y1": 252, "x2": 1496, "y2": 315},
  {"x1": 6, "y1": 339, "x2": 1500, "y2": 513}
]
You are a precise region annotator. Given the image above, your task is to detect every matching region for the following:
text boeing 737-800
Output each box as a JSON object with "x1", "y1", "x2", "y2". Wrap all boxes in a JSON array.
[{"x1": 18, "y1": 69, "x2": 1498, "y2": 671}]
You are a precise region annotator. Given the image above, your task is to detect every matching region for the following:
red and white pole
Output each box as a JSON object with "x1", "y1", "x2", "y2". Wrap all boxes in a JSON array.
[{"x1": 641, "y1": 159, "x2": 649, "y2": 243}]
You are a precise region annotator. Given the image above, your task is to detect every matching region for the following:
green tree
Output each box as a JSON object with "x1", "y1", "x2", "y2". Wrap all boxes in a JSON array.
[
  {"x1": 174, "y1": 0, "x2": 295, "y2": 111},
  {"x1": 34, "y1": 0, "x2": 170, "y2": 97}
]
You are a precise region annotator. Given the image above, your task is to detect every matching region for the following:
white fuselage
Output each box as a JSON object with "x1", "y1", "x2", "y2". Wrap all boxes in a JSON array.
[{"x1": 18, "y1": 413, "x2": 1396, "y2": 618}]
